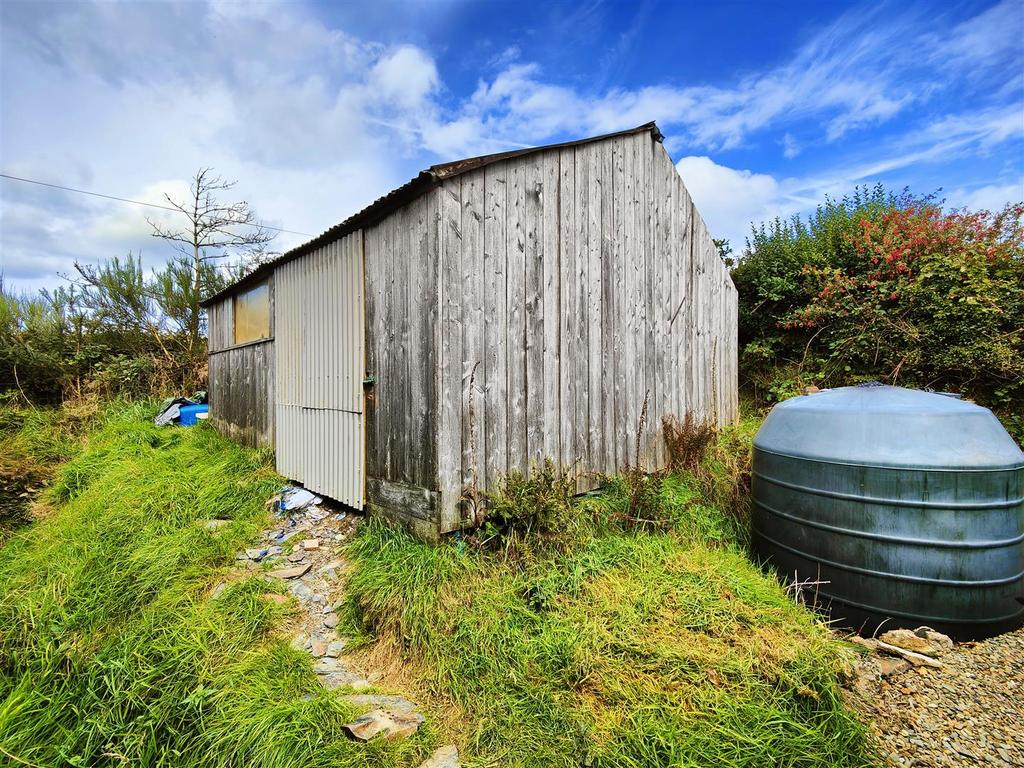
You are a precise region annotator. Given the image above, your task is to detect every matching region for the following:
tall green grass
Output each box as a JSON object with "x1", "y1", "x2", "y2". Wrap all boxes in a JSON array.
[
  {"x1": 1, "y1": 403, "x2": 872, "y2": 766},
  {"x1": 346, "y1": 460, "x2": 874, "y2": 767},
  {"x1": 0, "y1": 404, "x2": 438, "y2": 767},
  {"x1": 0, "y1": 402, "x2": 100, "y2": 534}
]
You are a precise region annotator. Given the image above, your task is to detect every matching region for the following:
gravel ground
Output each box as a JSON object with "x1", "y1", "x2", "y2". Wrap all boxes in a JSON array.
[{"x1": 848, "y1": 627, "x2": 1024, "y2": 767}]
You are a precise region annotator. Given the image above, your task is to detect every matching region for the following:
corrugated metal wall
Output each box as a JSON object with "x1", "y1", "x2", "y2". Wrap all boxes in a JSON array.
[{"x1": 274, "y1": 231, "x2": 365, "y2": 509}]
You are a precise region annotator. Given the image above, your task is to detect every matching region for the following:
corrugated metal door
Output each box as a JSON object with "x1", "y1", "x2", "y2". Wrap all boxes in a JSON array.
[{"x1": 274, "y1": 231, "x2": 365, "y2": 508}]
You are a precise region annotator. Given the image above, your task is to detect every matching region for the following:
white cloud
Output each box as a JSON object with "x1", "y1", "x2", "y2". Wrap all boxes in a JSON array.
[
  {"x1": 677, "y1": 107, "x2": 1024, "y2": 250},
  {"x1": 782, "y1": 133, "x2": 800, "y2": 159},
  {"x1": 422, "y1": 1, "x2": 1022, "y2": 157},
  {"x1": 87, "y1": 180, "x2": 193, "y2": 245},
  {"x1": 424, "y1": 6, "x2": 916, "y2": 152},
  {"x1": 1, "y1": 0, "x2": 1021, "y2": 292},
  {"x1": 947, "y1": 182, "x2": 1024, "y2": 212},
  {"x1": 936, "y1": 0, "x2": 1024, "y2": 74},
  {"x1": 675, "y1": 156, "x2": 786, "y2": 247},
  {"x1": 0, "y1": 0, "x2": 438, "y2": 289},
  {"x1": 368, "y1": 46, "x2": 440, "y2": 110}
]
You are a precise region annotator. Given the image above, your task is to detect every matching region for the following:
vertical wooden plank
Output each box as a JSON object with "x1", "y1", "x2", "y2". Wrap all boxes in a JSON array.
[
  {"x1": 461, "y1": 171, "x2": 486, "y2": 500},
  {"x1": 483, "y1": 163, "x2": 508, "y2": 492},
  {"x1": 364, "y1": 229, "x2": 379, "y2": 480},
  {"x1": 378, "y1": 219, "x2": 394, "y2": 479},
  {"x1": 524, "y1": 153, "x2": 545, "y2": 470},
  {"x1": 439, "y1": 182, "x2": 463, "y2": 530},
  {"x1": 697, "y1": 217, "x2": 709, "y2": 422},
  {"x1": 684, "y1": 184, "x2": 697, "y2": 421},
  {"x1": 652, "y1": 142, "x2": 668, "y2": 466},
  {"x1": 731, "y1": 281, "x2": 739, "y2": 422},
  {"x1": 413, "y1": 194, "x2": 440, "y2": 489},
  {"x1": 718, "y1": 240, "x2": 724, "y2": 423},
  {"x1": 424, "y1": 192, "x2": 441, "y2": 489},
  {"x1": 506, "y1": 158, "x2": 527, "y2": 475},
  {"x1": 572, "y1": 145, "x2": 590, "y2": 482},
  {"x1": 611, "y1": 137, "x2": 626, "y2": 473},
  {"x1": 643, "y1": 134, "x2": 657, "y2": 466},
  {"x1": 408, "y1": 202, "x2": 425, "y2": 485},
  {"x1": 557, "y1": 147, "x2": 576, "y2": 478},
  {"x1": 667, "y1": 174, "x2": 680, "y2": 424},
  {"x1": 399, "y1": 209, "x2": 414, "y2": 484},
  {"x1": 631, "y1": 134, "x2": 645, "y2": 467},
  {"x1": 599, "y1": 139, "x2": 615, "y2": 475},
  {"x1": 633, "y1": 133, "x2": 649, "y2": 468},
  {"x1": 541, "y1": 152, "x2": 561, "y2": 463},
  {"x1": 366, "y1": 228, "x2": 382, "y2": 481},
  {"x1": 622, "y1": 135, "x2": 637, "y2": 467},
  {"x1": 666, "y1": 149, "x2": 681, "y2": 424},
  {"x1": 586, "y1": 144, "x2": 603, "y2": 481}
]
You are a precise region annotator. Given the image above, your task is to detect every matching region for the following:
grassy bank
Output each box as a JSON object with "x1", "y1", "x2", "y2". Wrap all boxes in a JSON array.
[
  {"x1": 0, "y1": 404, "x2": 872, "y2": 766},
  {"x1": 0, "y1": 404, "x2": 438, "y2": 767},
  {"x1": 345, "y1": 421, "x2": 873, "y2": 767}
]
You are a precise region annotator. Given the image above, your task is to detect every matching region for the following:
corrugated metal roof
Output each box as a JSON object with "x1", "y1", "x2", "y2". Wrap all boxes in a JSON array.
[{"x1": 202, "y1": 121, "x2": 662, "y2": 306}]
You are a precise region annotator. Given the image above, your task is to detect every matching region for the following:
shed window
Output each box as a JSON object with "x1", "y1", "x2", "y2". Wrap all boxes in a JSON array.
[{"x1": 233, "y1": 281, "x2": 270, "y2": 344}]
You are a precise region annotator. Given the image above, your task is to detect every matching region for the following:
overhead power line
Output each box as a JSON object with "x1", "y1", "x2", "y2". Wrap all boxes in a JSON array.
[{"x1": 0, "y1": 171, "x2": 312, "y2": 237}]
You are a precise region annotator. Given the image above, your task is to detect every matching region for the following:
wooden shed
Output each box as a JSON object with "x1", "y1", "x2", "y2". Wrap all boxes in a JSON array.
[{"x1": 202, "y1": 122, "x2": 738, "y2": 538}]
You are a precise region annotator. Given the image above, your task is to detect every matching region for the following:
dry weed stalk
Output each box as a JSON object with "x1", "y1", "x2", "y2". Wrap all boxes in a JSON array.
[
  {"x1": 786, "y1": 573, "x2": 830, "y2": 607},
  {"x1": 662, "y1": 412, "x2": 716, "y2": 473},
  {"x1": 623, "y1": 390, "x2": 661, "y2": 526}
]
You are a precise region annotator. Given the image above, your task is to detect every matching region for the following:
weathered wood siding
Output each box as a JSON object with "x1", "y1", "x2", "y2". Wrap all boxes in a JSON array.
[
  {"x1": 206, "y1": 281, "x2": 275, "y2": 448},
  {"x1": 206, "y1": 127, "x2": 739, "y2": 539},
  {"x1": 363, "y1": 191, "x2": 442, "y2": 538},
  {"x1": 435, "y1": 131, "x2": 738, "y2": 531}
]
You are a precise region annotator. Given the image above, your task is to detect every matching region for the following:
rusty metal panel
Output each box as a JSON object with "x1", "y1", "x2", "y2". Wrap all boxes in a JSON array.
[{"x1": 274, "y1": 231, "x2": 365, "y2": 509}]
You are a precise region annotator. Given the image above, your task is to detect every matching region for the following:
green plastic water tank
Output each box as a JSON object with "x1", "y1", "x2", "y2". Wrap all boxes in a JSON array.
[{"x1": 752, "y1": 383, "x2": 1024, "y2": 638}]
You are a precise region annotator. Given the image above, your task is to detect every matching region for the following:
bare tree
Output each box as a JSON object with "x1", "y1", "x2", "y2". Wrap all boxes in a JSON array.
[{"x1": 147, "y1": 168, "x2": 275, "y2": 352}]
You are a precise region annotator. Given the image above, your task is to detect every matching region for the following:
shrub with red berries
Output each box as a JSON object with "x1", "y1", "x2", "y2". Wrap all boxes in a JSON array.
[{"x1": 732, "y1": 186, "x2": 1023, "y2": 441}]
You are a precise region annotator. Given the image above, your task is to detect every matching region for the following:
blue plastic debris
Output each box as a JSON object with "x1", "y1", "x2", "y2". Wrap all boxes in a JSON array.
[{"x1": 178, "y1": 404, "x2": 209, "y2": 426}]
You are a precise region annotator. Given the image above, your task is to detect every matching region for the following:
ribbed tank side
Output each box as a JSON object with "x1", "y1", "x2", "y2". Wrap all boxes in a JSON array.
[{"x1": 752, "y1": 448, "x2": 1023, "y2": 637}]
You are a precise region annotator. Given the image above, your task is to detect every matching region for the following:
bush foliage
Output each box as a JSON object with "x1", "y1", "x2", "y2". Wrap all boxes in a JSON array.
[
  {"x1": 0, "y1": 253, "x2": 241, "y2": 404},
  {"x1": 732, "y1": 186, "x2": 1023, "y2": 436}
]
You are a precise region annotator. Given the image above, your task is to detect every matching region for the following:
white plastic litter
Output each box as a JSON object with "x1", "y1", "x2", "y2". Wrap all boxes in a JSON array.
[{"x1": 278, "y1": 487, "x2": 322, "y2": 511}]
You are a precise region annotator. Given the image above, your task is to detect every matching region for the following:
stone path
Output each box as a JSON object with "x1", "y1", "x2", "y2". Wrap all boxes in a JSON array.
[
  {"x1": 846, "y1": 627, "x2": 1024, "y2": 767},
  {"x1": 227, "y1": 496, "x2": 460, "y2": 764}
]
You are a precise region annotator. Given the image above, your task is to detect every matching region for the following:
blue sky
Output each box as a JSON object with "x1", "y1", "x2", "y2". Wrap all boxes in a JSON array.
[{"x1": 2, "y1": 0, "x2": 1022, "y2": 292}]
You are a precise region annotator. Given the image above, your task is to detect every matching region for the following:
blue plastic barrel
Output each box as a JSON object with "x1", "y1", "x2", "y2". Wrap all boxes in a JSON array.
[{"x1": 178, "y1": 404, "x2": 209, "y2": 426}]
